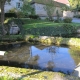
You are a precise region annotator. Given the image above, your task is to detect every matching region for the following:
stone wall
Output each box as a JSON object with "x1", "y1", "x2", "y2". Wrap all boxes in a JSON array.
[{"x1": 25, "y1": 35, "x2": 80, "y2": 47}]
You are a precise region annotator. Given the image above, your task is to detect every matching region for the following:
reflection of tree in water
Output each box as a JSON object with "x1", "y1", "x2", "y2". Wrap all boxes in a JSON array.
[
  {"x1": 25, "y1": 54, "x2": 39, "y2": 68},
  {"x1": 48, "y1": 46, "x2": 56, "y2": 54},
  {"x1": 69, "y1": 46, "x2": 80, "y2": 65},
  {"x1": 46, "y1": 61, "x2": 55, "y2": 71},
  {"x1": 25, "y1": 47, "x2": 40, "y2": 68},
  {"x1": 47, "y1": 46, "x2": 58, "y2": 55},
  {"x1": 47, "y1": 46, "x2": 59, "y2": 62},
  {"x1": 46, "y1": 46, "x2": 59, "y2": 70}
]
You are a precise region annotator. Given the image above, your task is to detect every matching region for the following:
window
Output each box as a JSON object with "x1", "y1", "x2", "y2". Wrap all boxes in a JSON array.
[{"x1": 16, "y1": 2, "x2": 21, "y2": 8}]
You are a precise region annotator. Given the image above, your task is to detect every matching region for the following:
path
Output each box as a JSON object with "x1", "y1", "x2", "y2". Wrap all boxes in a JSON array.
[{"x1": 72, "y1": 18, "x2": 80, "y2": 23}]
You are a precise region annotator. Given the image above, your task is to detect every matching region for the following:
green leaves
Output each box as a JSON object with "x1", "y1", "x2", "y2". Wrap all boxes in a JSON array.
[{"x1": 20, "y1": 0, "x2": 35, "y2": 17}]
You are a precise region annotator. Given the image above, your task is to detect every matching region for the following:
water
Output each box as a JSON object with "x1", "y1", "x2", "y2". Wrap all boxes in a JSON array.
[
  {"x1": 28, "y1": 46, "x2": 76, "y2": 74},
  {"x1": 0, "y1": 44, "x2": 80, "y2": 74}
]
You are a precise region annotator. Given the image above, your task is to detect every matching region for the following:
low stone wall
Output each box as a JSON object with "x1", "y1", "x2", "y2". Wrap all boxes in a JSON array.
[{"x1": 24, "y1": 35, "x2": 80, "y2": 47}]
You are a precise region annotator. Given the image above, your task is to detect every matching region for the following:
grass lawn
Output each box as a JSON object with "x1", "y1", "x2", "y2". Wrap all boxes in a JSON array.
[
  {"x1": 23, "y1": 20, "x2": 80, "y2": 37},
  {"x1": 23, "y1": 22, "x2": 80, "y2": 29},
  {"x1": 0, "y1": 18, "x2": 80, "y2": 41}
]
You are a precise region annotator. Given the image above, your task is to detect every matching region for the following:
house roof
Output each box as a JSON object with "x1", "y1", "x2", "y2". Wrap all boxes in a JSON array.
[
  {"x1": 31, "y1": 0, "x2": 67, "y2": 7},
  {"x1": 54, "y1": 0, "x2": 69, "y2": 5}
]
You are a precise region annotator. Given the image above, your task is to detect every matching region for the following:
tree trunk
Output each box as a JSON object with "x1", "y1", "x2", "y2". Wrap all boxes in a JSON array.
[{"x1": 1, "y1": 1, "x2": 5, "y2": 35}]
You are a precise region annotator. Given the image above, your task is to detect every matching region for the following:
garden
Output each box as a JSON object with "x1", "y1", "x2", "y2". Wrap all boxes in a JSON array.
[
  {"x1": 1, "y1": 0, "x2": 80, "y2": 80},
  {"x1": 0, "y1": 18, "x2": 80, "y2": 80}
]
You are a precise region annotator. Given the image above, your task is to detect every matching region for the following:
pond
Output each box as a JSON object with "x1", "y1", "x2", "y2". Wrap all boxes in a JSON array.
[{"x1": 0, "y1": 43, "x2": 80, "y2": 74}]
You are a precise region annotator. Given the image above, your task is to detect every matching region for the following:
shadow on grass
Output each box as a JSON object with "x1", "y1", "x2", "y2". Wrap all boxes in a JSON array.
[{"x1": 19, "y1": 70, "x2": 43, "y2": 80}]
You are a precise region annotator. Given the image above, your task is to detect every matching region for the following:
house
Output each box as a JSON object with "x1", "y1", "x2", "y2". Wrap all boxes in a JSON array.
[
  {"x1": 4, "y1": 0, "x2": 22, "y2": 12},
  {"x1": 54, "y1": 0, "x2": 70, "y2": 6},
  {"x1": 31, "y1": 0, "x2": 69, "y2": 19},
  {"x1": 3, "y1": 0, "x2": 69, "y2": 19}
]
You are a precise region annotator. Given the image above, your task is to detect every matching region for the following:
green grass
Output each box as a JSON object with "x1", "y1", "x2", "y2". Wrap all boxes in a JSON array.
[
  {"x1": 0, "y1": 66, "x2": 80, "y2": 80},
  {"x1": 23, "y1": 22, "x2": 80, "y2": 37},
  {"x1": 1, "y1": 18, "x2": 80, "y2": 41},
  {"x1": 23, "y1": 22, "x2": 80, "y2": 29},
  {"x1": 21, "y1": 18, "x2": 49, "y2": 24},
  {"x1": 0, "y1": 66, "x2": 64, "y2": 80},
  {"x1": 0, "y1": 35, "x2": 23, "y2": 41}
]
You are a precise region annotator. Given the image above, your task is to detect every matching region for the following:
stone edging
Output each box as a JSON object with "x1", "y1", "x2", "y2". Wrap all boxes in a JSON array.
[{"x1": 25, "y1": 35, "x2": 80, "y2": 47}]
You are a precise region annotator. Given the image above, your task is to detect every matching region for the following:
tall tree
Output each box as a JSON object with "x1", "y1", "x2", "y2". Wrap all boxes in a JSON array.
[
  {"x1": 0, "y1": 0, "x2": 11, "y2": 35},
  {"x1": 44, "y1": 0, "x2": 54, "y2": 21},
  {"x1": 20, "y1": 0, "x2": 35, "y2": 17}
]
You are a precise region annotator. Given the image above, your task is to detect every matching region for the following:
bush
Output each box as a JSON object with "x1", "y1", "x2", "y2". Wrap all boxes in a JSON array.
[
  {"x1": 74, "y1": 15, "x2": 80, "y2": 18},
  {"x1": 62, "y1": 24, "x2": 75, "y2": 34},
  {"x1": 63, "y1": 17, "x2": 72, "y2": 23},
  {"x1": 4, "y1": 13, "x2": 17, "y2": 18},
  {"x1": 0, "y1": 13, "x2": 17, "y2": 19},
  {"x1": 54, "y1": 18, "x2": 63, "y2": 23},
  {"x1": 29, "y1": 15, "x2": 39, "y2": 19}
]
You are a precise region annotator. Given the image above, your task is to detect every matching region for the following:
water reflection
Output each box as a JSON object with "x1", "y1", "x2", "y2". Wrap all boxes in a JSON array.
[
  {"x1": 29, "y1": 46, "x2": 76, "y2": 74},
  {"x1": 0, "y1": 44, "x2": 79, "y2": 74}
]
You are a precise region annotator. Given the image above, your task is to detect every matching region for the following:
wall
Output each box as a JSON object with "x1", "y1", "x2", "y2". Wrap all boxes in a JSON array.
[
  {"x1": 33, "y1": 3, "x2": 63, "y2": 18},
  {"x1": 33, "y1": 3, "x2": 47, "y2": 17},
  {"x1": 4, "y1": 0, "x2": 22, "y2": 12}
]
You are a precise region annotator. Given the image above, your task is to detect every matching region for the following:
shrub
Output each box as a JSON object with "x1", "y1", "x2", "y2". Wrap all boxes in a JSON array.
[
  {"x1": 54, "y1": 18, "x2": 63, "y2": 23},
  {"x1": 74, "y1": 15, "x2": 80, "y2": 18},
  {"x1": 8, "y1": 8, "x2": 17, "y2": 13},
  {"x1": 29, "y1": 15, "x2": 39, "y2": 19},
  {"x1": 62, "y1": 24, "x2": 74, "y2": 33},
  {"x1": 1, "y1": 13, "x2": 17, "y2": 18},
  {"x1": 63, "y1": 17, "x2": 72, "y2": 23}
]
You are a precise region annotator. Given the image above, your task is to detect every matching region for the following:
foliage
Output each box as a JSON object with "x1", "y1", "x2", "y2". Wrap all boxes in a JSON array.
[
  {"x1": 2, "y1": 13, "x2": 17, "y2": 18},
  {"x1": 23, "y1": 22, "x2": 79, "y2": 37},
  {"x1": 69, "y1": 0, "x2": 80, "y2": 10},
  {"x1": 63, "y1": 17, "x2": 72, "y2": 23},
  {"x1": 28, "y1": 15, "x2": 40, "y2": 19},
  {"x1": 0, "y1": 35, "x2": 23, "y2": 41},
  {"x1": 54, "y1": 10, "x2": 62, "y2": 23},
  {"x1": 16, "y1": 10, "x2": 24, "y2": 18},
  {"x1": 44, "y1": 0, "x2": 54, "y2": 21},
  {"x1": 0, "y1": 76, "x2": 15, "y2": 80},
  {"x1": 20, "y1": 0, "x2": 35, "y2": 18},
  {"x1": 62, "y1": 6, "x2": 72, "y2": 11},
  {"x1": 74, "y1": 14, "x2": 80, "y2": 18},
  {"x1": 7, "y1": 8, "x2": 17, "y2": 13},
  {"x1": 16, "y1": 18, "x2": 49, "y2": 24}
]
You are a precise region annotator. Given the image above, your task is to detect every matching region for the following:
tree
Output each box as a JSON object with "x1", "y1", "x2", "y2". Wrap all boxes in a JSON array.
[
  {"x1": 0, "y1": 0, "x2": 11, "y2": 35},
  {"x1": 44, "y1": 0, "x2": 54, "y2": 21},
  {"x1": 69, "y1": 0, "x2": 80, "y2": 9},
  {"x1": 20, "y1": 0, "x2": 35, "y2": 18}
]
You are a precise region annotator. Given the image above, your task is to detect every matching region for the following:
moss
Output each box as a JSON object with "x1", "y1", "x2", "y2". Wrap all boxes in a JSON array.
[
  {"x1": 25, "y1": 36, "x2": 80, "y2": 47},
  {"x1": 0, "y1": 66, "x2": 65, "y2": 80},
  {"x1": 0, "y1": 66, "x2": 80, "y2": 80}
]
